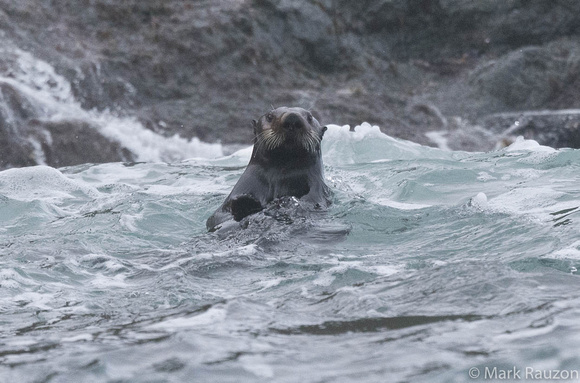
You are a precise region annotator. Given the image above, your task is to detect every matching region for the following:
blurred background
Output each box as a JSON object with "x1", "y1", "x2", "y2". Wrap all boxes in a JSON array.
[{"x1": 1, "y1": 0, "x2": 580, "y2": 170}]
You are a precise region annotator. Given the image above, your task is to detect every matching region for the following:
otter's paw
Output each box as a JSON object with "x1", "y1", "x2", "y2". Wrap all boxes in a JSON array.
[{"x1": 230, "y1": 195, "x2": 263, "y2": 221}]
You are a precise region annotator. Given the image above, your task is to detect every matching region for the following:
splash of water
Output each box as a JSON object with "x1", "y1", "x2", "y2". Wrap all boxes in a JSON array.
[{"x1": 0, "y1": 46, "x2": 223, "y2": 163}]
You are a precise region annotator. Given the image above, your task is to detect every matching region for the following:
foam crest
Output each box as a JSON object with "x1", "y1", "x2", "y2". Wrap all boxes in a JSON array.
[
  {"x1": 0, "y1": 165, "x2": 99, "y2": 202},
  {"x1": 504, "y1": 136, "x2": 556, "y2": 153},
  {"x1": 322, "y1": 123, "x2": 454, "y2": 165}
]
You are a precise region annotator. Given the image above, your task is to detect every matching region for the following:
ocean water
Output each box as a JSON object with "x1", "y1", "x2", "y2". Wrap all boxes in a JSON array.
[{"x1": 1, "y1": 121, "x2": 580, "y2": 382}]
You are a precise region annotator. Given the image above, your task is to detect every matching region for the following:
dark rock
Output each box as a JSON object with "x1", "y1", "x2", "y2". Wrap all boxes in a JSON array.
[
  {"x1": 24, "y1": 119, "x2": 135, "y2": 168},
  {"x1": 0, "y1": 81, "x2": 134, "y2": 169},
  {"x1": 470, "y1": 40, "x2": 580, "y2": 110},
  {"x1": 67, "y1": 60, "x2": 138, "y2": 112},
  {"x1": 0, "y1": 82, "x2": 43, "y2": 168},
  {"x1": 483, "y1": 110, "x2": 580, "y2": 149},
  {"x1": 0, "y1": 129, "x2": 36, "y2": 169}
]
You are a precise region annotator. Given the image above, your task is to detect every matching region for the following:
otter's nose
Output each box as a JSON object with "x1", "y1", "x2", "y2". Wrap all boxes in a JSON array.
[{"x1": 282, "y1": 113, "x2": 304, "y2": 131}]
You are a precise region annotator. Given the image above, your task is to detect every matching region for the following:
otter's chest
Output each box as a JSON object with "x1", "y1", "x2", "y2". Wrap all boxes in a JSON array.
[{"x1": 262, "y1": 167, "x2": 311, "y2": 201}]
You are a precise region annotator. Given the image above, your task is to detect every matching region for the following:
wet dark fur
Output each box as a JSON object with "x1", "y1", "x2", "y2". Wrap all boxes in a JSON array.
[{"x1": 206, "y1": 107, "x2": 331, "y2": 231}]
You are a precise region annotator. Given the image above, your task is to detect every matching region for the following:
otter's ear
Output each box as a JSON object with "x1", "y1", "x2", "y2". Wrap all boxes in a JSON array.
[{"x1": 320, "y1": 126, "x2": 328, "y2": 139}]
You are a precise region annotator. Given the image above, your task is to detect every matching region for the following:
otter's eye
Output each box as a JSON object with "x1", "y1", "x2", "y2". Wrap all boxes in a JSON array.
[
  {"x1": 307, "y1": 113, "x2": 313, "y2": 123},
  {"x1": 266, "y1": 113, "x2": 273, "y2": 123}
]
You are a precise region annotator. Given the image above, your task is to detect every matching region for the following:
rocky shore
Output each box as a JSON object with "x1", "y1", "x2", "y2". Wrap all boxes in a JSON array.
[{"x1": 1, "y1": 0, "x2": 580, "y2": 169}]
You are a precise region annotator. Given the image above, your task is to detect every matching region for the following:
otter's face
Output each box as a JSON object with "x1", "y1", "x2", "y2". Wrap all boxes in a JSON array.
[{"x1": 252, "y1": 107, "x2": 327, "y2": 155}]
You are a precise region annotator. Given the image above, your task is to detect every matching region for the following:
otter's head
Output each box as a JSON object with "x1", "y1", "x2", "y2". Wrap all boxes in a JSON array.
[{"x1": 252, "y1": 107, "x2": 327, "y2": 160}]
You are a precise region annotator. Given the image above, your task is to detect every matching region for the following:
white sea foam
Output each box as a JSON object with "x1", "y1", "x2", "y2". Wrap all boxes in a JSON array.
[
  {"x1": 240, "y1": 355, "x2": 275, "y2": 378},
  {"x1": 469, "y1": 192, "x2": 488, "y2": 210},
  {"x1": 0, "y1": 165, "x2": 99, "y2": 202},
  {"x1": 0, "y1": 269, "x2": 35, "y2": 289},
  {"x1": 61, "y1": 334, "x2": 94, "y2": 343},
  {"x1": 322, "y1": 122, "x2": 453, "y2": 165},
  {"x1": 195, "y1": 145, "x2": 253, "y2": 167},
  {"x1": 544, "y1": 241, "x2": 580, "y2": 260},
  {"x1": 504, "y1": 136, "x2": 556, "y2": 153},
  {"x1": 369, "y1": 197, "x2": 432, "y2": 210},
  {"x1": 425, "y1": 130, "x2": 451, "y2": 151},
  {"x1": 196, "y1": 244, "x2": 259, "y2": 260},
  {"x1": 485, "y1": 187, "x2": 571, "y2": 223},
  {"x1": 148, "y1": 305, "x2": 228, "y2": 331},
  {"x1": 90, "y1": 274, "x2": 129, "y2": 289},
  {"x1": 313, "y1": 261, "x2": 403, "y2": 287},
  {"x1": 477, "y1": 172, "x2": 497, "y2": 182}
]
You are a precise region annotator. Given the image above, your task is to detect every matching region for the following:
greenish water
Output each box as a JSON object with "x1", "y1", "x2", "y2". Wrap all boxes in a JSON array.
[{"x1": 1, "y1": 124, "x2": 580, "y2": 382}]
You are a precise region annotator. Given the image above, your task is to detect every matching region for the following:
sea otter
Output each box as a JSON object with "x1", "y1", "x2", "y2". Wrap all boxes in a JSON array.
[{"x1": 206, "y1": 107, "x2": 331, "y2": 231}]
